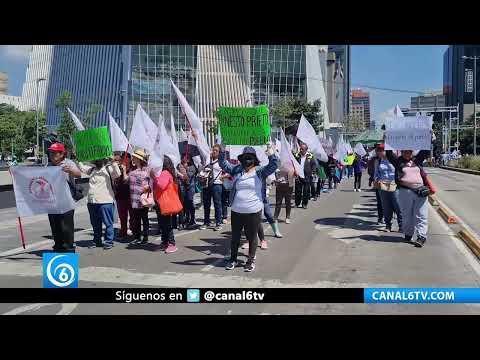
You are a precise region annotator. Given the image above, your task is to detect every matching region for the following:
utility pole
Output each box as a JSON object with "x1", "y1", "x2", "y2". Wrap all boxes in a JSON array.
[{"x1": 462, "y1": 55, "x2": 478, "y2": 155}]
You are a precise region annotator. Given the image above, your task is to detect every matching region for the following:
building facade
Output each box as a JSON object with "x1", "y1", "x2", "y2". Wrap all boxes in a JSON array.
[
  {"x1": 328, "y1": 45, "x2": 351, "y2": 117},
  {"x1": 351, "y1": 89, "x2": 371, "y2": 129},
  {"x1": 0, "y1": 95, "x2": 23, "y2": 109},
  {"x1": 410, "y1": 90, "x2": 446, "y2": 109},
  {"x1": 0, "y1": 72, "x2": 7, "y2": 95},
  {"x1": 443, "y1": 45, "x2": 480, "y2": 121},
  {"x1": 350, "y1": 103, "x2": 365, "y2": 128},
  {"x1": 45, "y1": 45, "x2": 329, "y2": 144}
]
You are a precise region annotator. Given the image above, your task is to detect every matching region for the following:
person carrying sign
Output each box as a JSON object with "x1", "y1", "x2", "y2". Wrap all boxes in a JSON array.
[
  {"x1": 77, "y1": 158, "x2": 121, "y2": 250},
  {"x1": 218, "y1": 144, "x2": 279, "y2": 272},
  {"x1": 47, "y1": 142, "x2": 82, "y2": 252},
  {"x1": 294, "y1": 144, "x2": 317, "y2": 209},
  {"x1": 386, "y1": 146, "x2": 432, "y2": 248}
]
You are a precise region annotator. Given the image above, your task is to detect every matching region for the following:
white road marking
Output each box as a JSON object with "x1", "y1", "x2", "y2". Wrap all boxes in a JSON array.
[
  {"x1": 3, "y1": 303, "x2": 54, "y2": 315},
  {"x1": 57, "y1": 303, "x2": 79, "y2": 315},
  {"x1": 0, "y1": 260, "x2": 399, "y2": 288}
]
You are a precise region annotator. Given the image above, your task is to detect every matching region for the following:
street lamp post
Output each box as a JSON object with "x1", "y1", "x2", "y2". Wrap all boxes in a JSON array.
[
  {"x1": 35, "y1": 78, "x2": 46, "y2": 160},
  {"x1": 462, "y1": 56, "x2": 478, "y2": 155}
]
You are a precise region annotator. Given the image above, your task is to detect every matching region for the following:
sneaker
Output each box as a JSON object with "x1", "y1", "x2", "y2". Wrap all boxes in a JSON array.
[
  {"x1": 88, "y1": 241, "x2": 103, "y2": 249},
  {"x1": 244, "y1": 262, "x2": 256, "y2": 272},
  {"x1": 159, "y1": 242, "x2": 169, "y2": 251},
  {"x1": 358, "y1": 189, "x2": 362, "y2": 192},
  {"x1": 199, "y1": 224, "x2": 209, "y2": 230},
  {"x1": 103, "y1": 243, "x2": 114, "y2": 250},
  {"x1": 354, "y1": 189, "x2": 357, "y2": 192},
  {"x1": 413, "y1": 236, "x2": 426, "y2": 248},
  {"x1": 385, "y1": 225, "x2": 392, "y2": 232},
  {"x1": 225, "y1": 261, "x2": 237, "y2": 270},
  {"x1": 241, "y1": 242, "x2": 249, "y2": 249},
  {"x1": 214, "y1": 225, "x2": 223, "y2": 232},
  {"x1": 139, "y1": 238, "x2": 149, "y2": 245},
  {"x1": 130, "y1": 238, "x2": 141, "y2": 245},
  {"x1": 260, "y1": 240, "x2": 268, "y2": 250},
  {"x1": 165, "y1": 244, "x2": 178, "y2": 253},
  {"x1": 222, "y1": 219, "x2": 228, "y2": 224},
  {"x1": 376, "y1": 219, "x2": 384, "y2": 225},
  {"x1": 302, "y1": 205, "x2": 308, "y2": 210},
  {"x1": 404, "y1": 234, "x2": 413, "y2": 242},
  {"x1": 285, "y1": 218, "x2": 291, "y2": 224}
]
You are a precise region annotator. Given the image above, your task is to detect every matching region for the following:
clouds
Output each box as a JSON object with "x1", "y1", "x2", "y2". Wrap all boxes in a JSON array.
[{"x1": 0, "y1": 45, "x2": 32, "y2": 61}]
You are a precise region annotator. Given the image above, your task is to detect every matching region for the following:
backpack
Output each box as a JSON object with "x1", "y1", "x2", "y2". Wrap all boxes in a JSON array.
[{"x1": 198, "y1": 161, "x2": 221, "y2": 189}]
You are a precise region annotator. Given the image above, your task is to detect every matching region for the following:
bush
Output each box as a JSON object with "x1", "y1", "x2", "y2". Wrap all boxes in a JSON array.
[{"x1": 448, "y1": 156, "x2": 480, "y2": 171}]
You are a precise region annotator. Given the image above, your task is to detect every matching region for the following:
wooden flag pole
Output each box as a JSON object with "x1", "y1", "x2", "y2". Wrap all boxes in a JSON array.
[{"x1": 18, "y1": 217, "x2": 26, "y2": 249}]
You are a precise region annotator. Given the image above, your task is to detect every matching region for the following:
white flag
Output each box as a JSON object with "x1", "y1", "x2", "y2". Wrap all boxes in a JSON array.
[
  {"x1": 149, "y1": 118, "x2": 180, "y2": 176},
  {"x1": 179, "y1": 128, "x2": 188, "y2": 142},
  {"x1": 296, "y1": 114, "x2": 328, "y2": 162},
  {"x1": 280, "y1": 129, "x2": 304, "y2": 178},
  {"x1": 394, "y1": 104, "x2": 404, "y2": 117},
  {"x1": 354, "y1": 143, "x2": 367, "y2": 157},
  {"x1": 11, "y1": 166, "x2": 76, "y2": 217},
  {"x1": 67, "y1": 107, "x2": 85, "y2": 131},
  {"x1": 129, "y1": 104, "x2": 158, "y2": 153},
  {"x1": 171, "y1": 79, "x2": 203, "y2": 134},
  {"x1": 109, "y1": 112, "x2": 130, "y2": 153},
  {"x1": 169, "y1": 113, "x2": 181, "y2": 164},
  {"x1": 216, "y1": 127, "x2": 222, "y2": 145},
  {"x1": 345, "y1": 142, "x2": 353, "y2": 153}
]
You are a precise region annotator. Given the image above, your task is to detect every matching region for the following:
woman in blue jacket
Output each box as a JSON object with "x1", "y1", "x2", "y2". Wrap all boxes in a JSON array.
[{"x1": 218, "y1": 144, "x2": 279, "y2": 272}]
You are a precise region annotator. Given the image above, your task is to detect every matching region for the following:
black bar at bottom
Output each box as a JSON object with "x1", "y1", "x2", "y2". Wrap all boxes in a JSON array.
[{"x1": 0, "y1": 288, "x2": 364, "y2": 303}]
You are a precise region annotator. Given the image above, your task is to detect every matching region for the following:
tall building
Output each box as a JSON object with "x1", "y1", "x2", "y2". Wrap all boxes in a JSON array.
[
  {"x1": 328, "y1": 45, "x2": 351, "y2": 116},
  {"x1": 410, "y1": 90, "x2": 445, "y2": 109},
  {"x1": 351, "y1": 103, "x2": 365, "y2": 129},
  {"x1": 0, "y1": 72, "x2": 7, "y2": 95},
  {"x1": 21, "y1": 46, "x2": 54, "y2": 112},
  {"x1": 443, "y1": 45, "x2": 480, "y2": 121},
  {"x1": 326, "y1": 52, "x2": 344, "y2": 127},
  {"x1": 351, "y1": 89, "x2": 371, "y2": 129},
  {"x1": 45, "y1": 45, "x2": 329, "y2": 144}
]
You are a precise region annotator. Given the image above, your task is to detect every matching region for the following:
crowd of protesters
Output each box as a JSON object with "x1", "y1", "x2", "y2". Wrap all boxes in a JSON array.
[{"x1": 44, "y1": 133, "x2": 435, "y2": 273}]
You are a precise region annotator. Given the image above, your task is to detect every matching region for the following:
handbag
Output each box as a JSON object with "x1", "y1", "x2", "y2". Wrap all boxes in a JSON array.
[
  {"x1": 140, "y1": 191, "x2": 155, "y2": 208},
  {"x1": 414, "y1": 186, "x2": 430, "y2": 198},
  {"x1": 420, "y1": 169, "x2": 436, "y2": 195},
  {"x1": 158, "y1": 181, "x2": 183, "y2": 216},
  {"x1": 378, "y1": 180, "x2": 397, "y2": 192}
]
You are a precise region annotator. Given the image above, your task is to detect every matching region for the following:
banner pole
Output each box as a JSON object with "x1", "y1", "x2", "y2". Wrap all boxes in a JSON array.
[{"x1": 18, "y1": 217, "x2": 26, "y2": 249}]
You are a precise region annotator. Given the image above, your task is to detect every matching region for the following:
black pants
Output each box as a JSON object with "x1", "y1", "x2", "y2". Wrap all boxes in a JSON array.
[
  {"x1": 131, "y1": 208, "x2": 149, "y2": 240},
  {"x1": 230, "y1": 210, "x2": 262, "y2": 263},
  {"x1": 48, "y1": 210, "x2": 75, "y2": 251},
  {"x1": 328, "y1": 175, "x2": 338, "y2": 189},
  {"x1": 375, "y1": 188, "x2": 384, "y2": 222},
  {"x1": 274, "y1": 184, "x2": 293, "y2": 219},
  {"x1": 316, "y1": 179, "x2": 325, "y2": 196},
  {"x1": 310, "y1": 181, "x2": 317, "y2": 199},
  {"x1": 295, "y1": 178, "x2": 311, "y2": 207},
  {"x1": 159, "y1": 214, "x2": 175, "y2": 245},
  {"x1": 354, "y1": 173, "x2": 362, "y2": 190}
]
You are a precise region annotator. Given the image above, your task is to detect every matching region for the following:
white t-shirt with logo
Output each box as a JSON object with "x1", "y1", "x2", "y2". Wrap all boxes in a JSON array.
[
  {"x1": 211, "y1": 160, "x2": 223, "y2": 185},
  {"x1": 232, "y1": 171, "x2": 263, "y2": 214}
]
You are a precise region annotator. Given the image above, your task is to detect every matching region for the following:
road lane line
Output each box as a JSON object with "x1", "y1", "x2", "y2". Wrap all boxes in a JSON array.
[{"x1": 3, "y1": 303, "x2": 54, "y2": 315}]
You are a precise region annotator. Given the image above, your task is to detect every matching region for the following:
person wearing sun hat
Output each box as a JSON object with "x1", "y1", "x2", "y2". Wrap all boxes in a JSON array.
[
  {"x1": 47, "y1": 142, "x2": 82, "y2": 252},
  {"x1": 218, "y1": 144, "x2": 279, "y2": 272},
  {"x1": 124, "y1": 148, "x2": 152, "y2": 245}
]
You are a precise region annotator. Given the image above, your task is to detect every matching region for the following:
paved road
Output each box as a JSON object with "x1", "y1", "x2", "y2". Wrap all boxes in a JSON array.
[
  {"x1": 1, "y1": 176, "x2": 480, "y2": 314},
  {"x1": 426, "y1": 167, "x2": 480, "y2": 236}
]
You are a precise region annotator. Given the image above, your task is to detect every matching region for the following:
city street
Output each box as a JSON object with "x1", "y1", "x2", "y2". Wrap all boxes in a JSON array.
[{"x1": 1, "y1": 175, "x2": 480, "y2": 315}]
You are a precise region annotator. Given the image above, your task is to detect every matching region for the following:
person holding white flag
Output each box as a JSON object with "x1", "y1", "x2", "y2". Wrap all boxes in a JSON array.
[
  {"x1": 129, "y1": 104, "x2": 158, "y2": 154},
  {"x1": 46, "y1": 142, "x2": 81, "y2": 252},
  {"x1": 109, "y1": 112, "x2": 130, "y2": 153},
  {"x1": 296, "y1": 114, "x2": 328, "y2": 163},
  {"x1": 294, "y1": 143, "x2": 317, "y2": 209}
]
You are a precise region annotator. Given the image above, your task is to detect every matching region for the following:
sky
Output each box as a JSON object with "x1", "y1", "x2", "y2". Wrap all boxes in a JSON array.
[
  {"x1": 0, "y1": 45, "x2": 448, "y2": 121},
  {"x1": 351, "y1": 45, "x2": 448, "y2": 124}
]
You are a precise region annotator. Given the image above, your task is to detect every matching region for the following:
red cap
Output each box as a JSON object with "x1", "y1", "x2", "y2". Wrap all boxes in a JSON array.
[
  {"x1": 376, "y1": 143, "x2": 385, "y2": 150},
  {"x1": 48, "y1": 143, "x2": 65, "y2": 152}
]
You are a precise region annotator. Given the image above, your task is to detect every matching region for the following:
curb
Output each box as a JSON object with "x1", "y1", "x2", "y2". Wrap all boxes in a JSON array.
[
  {"x1": 437, "y1": 205, "x2": 458, "y2": 224},
  {"x1": 440, "y1": 166, "x2": 480, "y2": 176},
  {"x1": 458, "y1": 229, "x2": 480, "y2": 260}
]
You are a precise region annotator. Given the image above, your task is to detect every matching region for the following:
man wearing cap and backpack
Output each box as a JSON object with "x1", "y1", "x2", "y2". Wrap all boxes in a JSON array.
[{"x1": 47, "y1": 142, "x2": 82, "y2": 252}]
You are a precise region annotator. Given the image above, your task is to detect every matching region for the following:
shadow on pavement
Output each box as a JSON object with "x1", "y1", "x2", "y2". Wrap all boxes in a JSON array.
[
  {"x1": 314, "y1": 217, "x2": 379, "y2": 230},
  {"x1": 340, "y1": 233, "x2": 413, "y2": 245}
]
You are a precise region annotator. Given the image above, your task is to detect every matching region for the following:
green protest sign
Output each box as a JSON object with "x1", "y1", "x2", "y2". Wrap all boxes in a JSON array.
[
  {"x1": 73, "y1": 126, "x2": 112, "y2": 162},
  {"x1": 217, "y1": 105, "x2": 271, "y2": 145}
]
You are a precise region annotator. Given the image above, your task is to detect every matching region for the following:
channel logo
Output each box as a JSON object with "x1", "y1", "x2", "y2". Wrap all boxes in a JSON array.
[
  {"x1": 43, "y1": 253, "x2": 78, "y2": 288},
  {"x1": 187, "y1": 289, "x2": 200, "y2": 303}
]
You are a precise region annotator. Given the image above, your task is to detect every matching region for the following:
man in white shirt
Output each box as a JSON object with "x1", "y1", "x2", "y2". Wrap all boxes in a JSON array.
[{"x1": 294, "y1": 144, "x2": 317, "y2": 209}]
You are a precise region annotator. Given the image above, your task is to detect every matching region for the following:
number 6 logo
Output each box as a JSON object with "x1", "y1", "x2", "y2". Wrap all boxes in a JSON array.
[{"x1": 46, "y1": 255, "x2": 76, "y2": 287}]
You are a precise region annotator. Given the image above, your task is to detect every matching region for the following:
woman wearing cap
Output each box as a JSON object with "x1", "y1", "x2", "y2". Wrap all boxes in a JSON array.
[
  {"x1": 77, "y1": 158, "x2": 122, "y2": 250},
  {"x1": 373, "y1": 145, "x2": 403, "y2": 233},
  {"x1": 47, "y1": 142, "x2": 82, "y2": 252},
  {"x1": 127, "y1": 149, "x2": 152, "y2": 245},
  {"x1": 386, "y1": 148, "x2": 431, "y2": 247},
  {"x1": 217, "y1": 144, "x2": 279, "y2": 272}
]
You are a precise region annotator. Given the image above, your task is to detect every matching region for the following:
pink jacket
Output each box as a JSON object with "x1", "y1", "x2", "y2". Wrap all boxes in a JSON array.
[{"x1": 154, "y1": 170, "x2": 173, "y2": 195}]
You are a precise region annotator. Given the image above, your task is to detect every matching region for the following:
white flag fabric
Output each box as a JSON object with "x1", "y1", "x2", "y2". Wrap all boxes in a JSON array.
[
  {"x1": 296, "y1": 115, "x2": 328, "y2": 162},
  {"x1": 179, "y1": 128, "x2": 188, "y2": 142},
  {"x1": 129, "y1": 104, "x2": 158, "y2": 153},
  {"x1": 345, "y1": 142, "x2": 353, "y2": 153},
  {"x1": 67, "y1": 107, "x2": 85, "y2": 131},
  {"x1": 11, "y1": 166, "x2": 76, "y2": 217},
  {"x1": 171, "y1": 80, "x2": 203, "y2": 133},
  {"x1": 334, "y1": 138, "x2": 348, "y2": 164},
  {"x1": 109, "y1": 112, "x2": 130, "y2": 153},
  {"x1": 149, "y1": 118, "x2": 180, "y2": 176},
  {"x1": 280, "y1": 129, "x2": 304, "y2": 178},
  {"x1": 169, "y1": 114, "x2": 181, "y2": 165},
  {"x1": 354, "y1": 143, "x2": 367, "y2": 157},
  {"x1": 216, "y1": 127, "x2": 222, "y2": 145},
  {"x1": 275, "y1": 138, "x2": 282, "y2": 155},
  {"x1": 394, "y1": 104, "x2": 404, "y2": 117}
]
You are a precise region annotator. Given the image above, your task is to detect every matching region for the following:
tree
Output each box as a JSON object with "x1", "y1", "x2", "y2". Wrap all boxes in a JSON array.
[
  {"x1": 83, "y1": 103, "x2": 103, "y2": 129},
  {"x1": 55, "y1": 91, "x2": 75, "y2": 152},
  {"x1": 270, "y1": 97, "x2": 323, "y2": 136}
]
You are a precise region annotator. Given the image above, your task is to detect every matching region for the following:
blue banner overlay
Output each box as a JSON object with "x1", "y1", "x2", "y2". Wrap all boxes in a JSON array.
[{"x1": 364, "y1": 288, "x2": 480, "y2": 303}]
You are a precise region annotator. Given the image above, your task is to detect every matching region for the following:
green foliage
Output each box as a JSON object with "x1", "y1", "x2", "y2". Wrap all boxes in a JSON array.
[
  {"x1": 83, "y1": 103, "x2": 103, "y2": 129},
  {"x1": 0, "y1": 103, "x2": 46, "y2": 160},
  {"x1": 55, "y1": 91, "x2": 75, "y2": 152},
  {"x1": 448, "y1": 156, "x2": 480, "y2": 171},
  {"x1": 270, "y1": 97, "x2": 323, "y2": 136}
]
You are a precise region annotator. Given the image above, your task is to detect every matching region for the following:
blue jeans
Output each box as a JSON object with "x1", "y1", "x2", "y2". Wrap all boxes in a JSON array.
[
  {"x1": 203, "y1": 184, "x2": 223, "y2": 226},
  {"x1": 263, "y1": 197, "x2": 274, "y2": 225},
  {"x1": 379, "y1": 190, "x2": 403, "y2": 228},
  {"x1": 87, "y1": 203, "x2": 115, "y2": 246}
]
